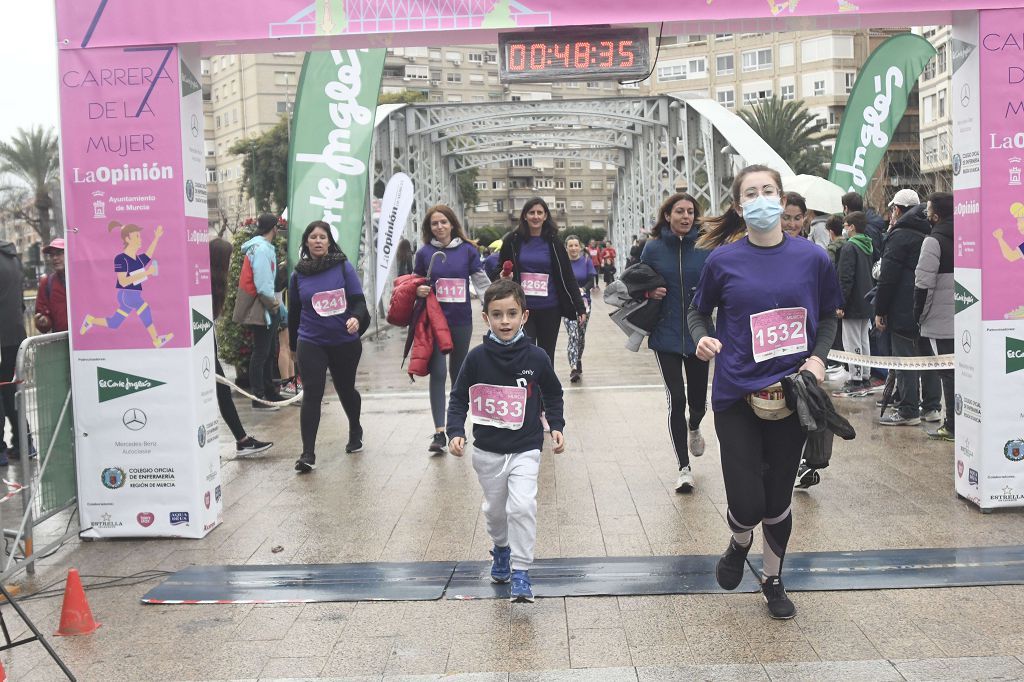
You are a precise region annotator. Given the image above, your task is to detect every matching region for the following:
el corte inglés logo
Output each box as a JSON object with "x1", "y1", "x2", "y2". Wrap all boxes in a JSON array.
[
  {"x1": 953, "y1": 281, "x2": 978, "y2": 314},
  {"x1": 97, "y1": 367, "x2": 166, "y2": 403},
  {"x1": 1007, "y1": 337, "x2": 1024, "y2": 374},
  {"x1": 192, "y1": 308, "x2": 213, "y2": 344}
]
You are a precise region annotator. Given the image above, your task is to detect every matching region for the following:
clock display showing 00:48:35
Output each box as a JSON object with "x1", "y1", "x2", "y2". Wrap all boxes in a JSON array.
[{"x1": 506, "y1": 40, "x2": 638, "y2": 72}]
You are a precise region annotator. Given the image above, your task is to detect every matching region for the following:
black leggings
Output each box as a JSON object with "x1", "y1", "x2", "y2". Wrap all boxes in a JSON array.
[
  {"x1": 296, "y1": 339, "x2": 362, "y2": 456},
  {"x1": 654, "y1": 351, "x2": 709, "y2": 469},
  {"x1": 428, "y1": 324, "x2": 472, "y2": 429},
  {"x1": 0, "y1": 345, "x2": 19, "y2": 450},
  {"x1": 215, "y1": 343, "x2": 246, "y2": 441},
  {"x1": 715, "y1": 399, "x2": 806, "y2": 575},
  {"x1": 525, "y1": 306, "x2": 562, "y2": 367}
]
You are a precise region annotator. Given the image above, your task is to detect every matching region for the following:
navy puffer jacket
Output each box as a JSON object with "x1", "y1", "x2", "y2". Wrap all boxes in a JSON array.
[{"x1": 640, "y1": 228, "x2": 710, "y2": 356}]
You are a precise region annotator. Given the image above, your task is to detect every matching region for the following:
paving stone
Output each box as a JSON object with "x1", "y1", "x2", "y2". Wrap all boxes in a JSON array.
[
  {"x1": 636, "y1": 663, "x2": 770, "y2": 681},
  {"x1": 762, "y1": 659, "x2": 903, "y2": 681},
  {"x1": 510, "y1": 667, "x2": 638, "y2": 681},
  {"x1": 893, "y1": 655, "x2": 1024, "y2": 681}
]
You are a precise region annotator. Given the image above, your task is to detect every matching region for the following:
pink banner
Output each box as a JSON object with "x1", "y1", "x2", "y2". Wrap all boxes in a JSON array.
[
  {"x1": 59, "y1": 46, "x2": 190, "y2": 350},
  {"x1": 55, "y1": 1, "x2": 1017, "y2": 51},
  {"x1": 979, "y1": 12, "x2": 1024, "y2": 321}
]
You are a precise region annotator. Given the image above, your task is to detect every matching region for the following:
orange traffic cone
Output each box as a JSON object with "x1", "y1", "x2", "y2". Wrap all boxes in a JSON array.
[{"x1": 54, "y1": 569, "x2": 100, "y2": 636}]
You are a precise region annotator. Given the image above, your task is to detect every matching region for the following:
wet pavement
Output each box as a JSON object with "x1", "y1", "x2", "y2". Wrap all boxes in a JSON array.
[{"x1": 2, "y1": 295, "x2": 1023, "y2": 681}]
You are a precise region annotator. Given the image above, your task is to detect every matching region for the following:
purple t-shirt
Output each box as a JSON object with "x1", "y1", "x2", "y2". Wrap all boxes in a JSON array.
[
  {"x1": 692, "y1": 235, "x2": 843, "y2": 412},
  {"x1": 519, "y1": 236, "x2": 559, "y2": 310},
  {"x1": 294, "y1": 261, "x2": 363, "y2": 346},
  {"x1": 570, "y1": 256, "x2": 597, "y2": 305},
  {"x1": 414, "y1": 241, "x2": 483, "y2": 328},
  {"x1": 114, "y1": 253, "x2": 151, "y2": 290}
]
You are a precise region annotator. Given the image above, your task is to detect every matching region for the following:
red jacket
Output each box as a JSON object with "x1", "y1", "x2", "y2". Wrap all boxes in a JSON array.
[
  {"x1": 389, "y1": 274, "x2": 453, "y2": 378},
  {"x1": 35, "y1": 271, "x2": 68, "y2": 332}
]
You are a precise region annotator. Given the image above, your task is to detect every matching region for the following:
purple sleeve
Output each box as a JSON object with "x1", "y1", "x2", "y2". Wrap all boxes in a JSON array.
[
  {"x1": 691, "y1": 256, "x2": 721, "y2": 315},
  {"x1": 468, "y1": 244, "x2": 484, "y2": 273},
  {"x1": 586, "y1": 259, "x2": 597, "y2": 278},
  {"x1": 413, "y1": 248, "x2": 427, "y2": 276},
  {"x1": 114, "y1": 254, "x2": 129, "y2": 272},
  {"x1": 344, "y1": 261, "x2": 364, "y2": 296}
]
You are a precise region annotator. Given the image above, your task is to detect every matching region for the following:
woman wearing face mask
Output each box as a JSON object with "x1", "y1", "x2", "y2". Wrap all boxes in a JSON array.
[
  {"x1": 780, "y1": 192, "x2": 807, "y2": 239},
  {"x1": 642, "y1": 193, "x2": 712, "y2": 494},
  {"x1": 563, "y1": 235, "x2": 598, "y2": 383},
  {"x1": 414, "y1": 205, "x2": 492, "y2": 455},
  {"x1": 498, "y1": 198, "x2": 587, "y2": 367},
  {"x1": 687, "y1": 165, "x2": 843, "y2": 620},
  {"x1": 289, "y1": 221, "x2": 370, "y2": 473}
]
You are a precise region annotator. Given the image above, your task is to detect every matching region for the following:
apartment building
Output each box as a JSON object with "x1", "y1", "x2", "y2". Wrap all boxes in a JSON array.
[
  {"x1": 646, "y1": 30, "x2": 924, "y2": 209},
  {"x1": 916, "y1": 26, "x2": 954, "y2": 193}
]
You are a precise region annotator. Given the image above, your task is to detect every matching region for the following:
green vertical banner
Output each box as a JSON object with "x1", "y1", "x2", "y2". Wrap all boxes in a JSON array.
[
  {"x1": 829, "y1": 34, "x2": 936, "y2": 194},
  {"x1": 288, "y1": 49, "x2": 386, "y2": 269}
]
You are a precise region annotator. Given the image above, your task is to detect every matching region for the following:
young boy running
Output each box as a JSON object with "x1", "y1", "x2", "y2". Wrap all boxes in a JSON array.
[{"x1": 447, "y1": 279, "x2": 565, "y2": 603}]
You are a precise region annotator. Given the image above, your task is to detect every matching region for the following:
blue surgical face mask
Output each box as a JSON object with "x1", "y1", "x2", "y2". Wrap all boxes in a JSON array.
[
  {"x1": 487, "y1": 325, "x2": 525, "y2": 346},
  {"x1": 742, "y1": 195, "x2": 783, "y2": 232}
]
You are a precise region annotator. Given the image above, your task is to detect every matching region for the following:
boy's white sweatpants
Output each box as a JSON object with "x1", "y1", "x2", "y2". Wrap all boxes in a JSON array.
[{"x1": 472, "y1": 447, "x2": 541, "y2": 571}]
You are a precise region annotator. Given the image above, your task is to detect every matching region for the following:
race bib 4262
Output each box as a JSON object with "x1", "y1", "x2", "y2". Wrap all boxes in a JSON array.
[
  {"x1": 521, "y1": 272, "x2": 549, "y2": 297},
  {"x1": 749, "y1": 307, "x2": 807, "y2": 362}
]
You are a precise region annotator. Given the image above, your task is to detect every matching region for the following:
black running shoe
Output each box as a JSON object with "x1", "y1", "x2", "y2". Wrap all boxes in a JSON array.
[
  {"x1": 794, "y1": 464, "x2": 821, "y2": 490},
  {"x1": 569, "y1": 368, "x2": 581, "y2": 383},
  {"x1": 761, "y1": 576, "x2": 796, "y2": 619},
  {"x1": 428, "y1": 432, "x2": 446, "y2": 454},
  {"x1": 236, "y1": 436, "x2": 273, "y2": 457},
  {"x1": 294, "y1": 453, "x2": 316, "y2": 473},
  {"x1": 345, "y1": 431, "x2": 363, "y2": 454},
  {"x1": 715, "y1": 537, "x2": 752, "y2": 590}
]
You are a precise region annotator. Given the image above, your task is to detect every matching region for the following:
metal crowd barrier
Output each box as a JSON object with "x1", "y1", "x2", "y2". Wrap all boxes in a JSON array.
[{"x1": 0, "y1": 332, "x2": 77, "y2": 579}]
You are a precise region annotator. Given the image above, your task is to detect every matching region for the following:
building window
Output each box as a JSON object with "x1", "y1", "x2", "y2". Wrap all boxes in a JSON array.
[
  {"x1": 936, "y1": 44, "x2": 947, "y2": 75},
  {"x1": 468, "y1": 52, "x2": 483, "y2": 63},
  {"x1": 206, "y1": 168, "x2": 217, "y2": 183},
  {"x1": 569, "y1": 160, "x2": 583, "y2": 169},
  {"x1": 781, "y1": 84, "x2": 795, "y2": 101},
  {"x1": 743, "y1": 87, "x2": 773, "y2": 104},
  {"x1": 715, "y1": 33, "x2": 733, "y2": 41},
  {"x1": 555, "y1": 160, "x2": 565, "y2": 169},
  {"x1": 492, "y1": 180, "x2": 505, "y2": 190},
  {"x1": 606, "y1": 181, "x2": 615, "y2": 190},
  {"x1": 779, "y1": 43, "x2": 795, "y2": 68},
  {"x1": 569, "y1": 180, "x2": 583, "y2": 190},
  {"x1": 938, "y1": 89, "x2": 947, "y2": 119},
  {"x1": 554, "y1": 201, "x2": 566, "y2": 210},
  {"x1": 801, "y1": 35, "x2": 855, "y2": 62},
  {"x1": 555, "y1": 180, "x2": 565, "y2": 189},
  {"x1": 845, "y1": 72, "x2": 856, "y2": 94},
  {"x1": 495, "y1": 199, "x2": 504, "y2": 212},
  {"x1": 446, "y1": 72, "x2": 462, "y2": 83},
  {"x1": 741, "y1": 48, "x2": 772, "y2": 72},
  {"x1": 470, "y1": 74, "x2": 485, "y2": 84},
  {"x1": 511, "y1": 158, "x2": 533, "y2": 167},
  {"x1": 446, "y1": 51, "x2": 461, "y2": 63},
  {"x1": 405, "y1": 65, "x2": 429, "y2": 80},
  {"x1": 717, "y1": 89, "x2": 735, "y2": 108},
  {"x1": 590, "y1": 181, "x2": 602, "y2": 190},
  {"x1": 473, "y1": 180, "x2": 488, "y2": 190},
  {"x1": 813, "y1": 79, "x2": 826, "y2": 96},
  {"x1": 716, "y1": 54, "x2": 734, "y2": 76},
  {"x1": 447, "y1": 95, "x2": 462, "y2": 102},
  {"x1": 276, "y1": 101, "x2": 293, "y2": 114},
  {"x1": 828, "y1": 110, "x2": 841, "y2": 128},
  {"x1": 569, "y1": 200, "x2": 584, "y2": 210},
  {"x1": 923, "y1": 94, "x2": 936, "y2": 124},
  {"x1": 215, "y1": 115, "x2": 221, "y2": 129},
  {"x1": 922, "y1": 58, "x2": 936, "y2": 81},
  {"x1": 587, "y1": 81, "x2": 601, "y2": 88},
  {"x1": 590, "y1": 201, "x2": 604, "y2": 211},
  {"x1": 475, "y1": 202, "x2": 489, "y2": 212},
  {"x1": 510, "y1": 95, "x2": 522, "y2": 101},
  {"x1": 923, "y1": 135, "x2": 938, "y2": 165}
]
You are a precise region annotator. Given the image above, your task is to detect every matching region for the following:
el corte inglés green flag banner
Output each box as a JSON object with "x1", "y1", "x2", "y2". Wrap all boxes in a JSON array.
[
  {"x1": 288, "y1": 49, "x2": 385, "y2": 270},
  {"x1": 828, "y1": 34, "x2": 936, "y2": 194}
]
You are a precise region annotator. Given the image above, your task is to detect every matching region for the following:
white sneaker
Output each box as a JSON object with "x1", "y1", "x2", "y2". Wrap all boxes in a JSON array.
[
  {"x1": 674, "y1": 466, "x2": 694, "y2": 493},
  {"x1": 922, "y1": 409, "x2": 942, "y2": 423},
  {"x1": 688, "y1": 428, "x2": 705, "y2": 457}
]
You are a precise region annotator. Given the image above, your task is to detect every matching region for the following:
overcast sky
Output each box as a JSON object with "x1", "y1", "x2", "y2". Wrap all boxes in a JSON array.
[{"x1": 0, "y1": 5, "x2": 59, "y2": 145}]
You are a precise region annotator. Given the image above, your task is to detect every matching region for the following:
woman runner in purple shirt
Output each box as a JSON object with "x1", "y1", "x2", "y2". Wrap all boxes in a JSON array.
[
  {"x1": 414, "y1": 205, "x2": 492, "y2": 455},
  {"x1": 563, "y1": 235, "x2": 598, "y2": 383},
  {"x1": 687, "y1": 165, "x2": 842, "y2": 621},
  {"x1": 498, "y1": 198, "x2": 586, "y2": 367}
]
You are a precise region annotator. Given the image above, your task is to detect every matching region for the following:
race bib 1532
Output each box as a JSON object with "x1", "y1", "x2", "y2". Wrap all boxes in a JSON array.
[{"x1": 749, "y1": 307, "x2": 807, "y2": 362}]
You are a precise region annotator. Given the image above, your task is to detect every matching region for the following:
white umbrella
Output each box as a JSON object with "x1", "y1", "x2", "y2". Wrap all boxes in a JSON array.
[{"x1": 782, "y1": 175, "x2": 845, "y2": 215}]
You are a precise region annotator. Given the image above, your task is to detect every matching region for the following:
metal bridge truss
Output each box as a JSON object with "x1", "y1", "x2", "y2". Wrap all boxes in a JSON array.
[{"x1": 369, "y1": 96, "x2": 739, "y2": 268}]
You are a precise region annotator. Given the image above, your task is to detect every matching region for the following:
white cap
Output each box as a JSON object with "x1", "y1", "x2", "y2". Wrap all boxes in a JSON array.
[{"x1": 888, "y1": 189, "x2": 921, "y2": 208}]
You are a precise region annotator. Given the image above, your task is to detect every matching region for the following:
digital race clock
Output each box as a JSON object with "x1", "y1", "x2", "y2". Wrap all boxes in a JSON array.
[{"x1": 498, "y1": 26, "x2": 650, "y2": 83}]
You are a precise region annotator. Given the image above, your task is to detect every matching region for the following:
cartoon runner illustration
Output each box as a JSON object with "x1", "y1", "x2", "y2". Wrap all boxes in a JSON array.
[
  {"x1": 994, "y1": 202, "x2": 1024, "y2": 264},
  {"x1": 80, "y1": 220, "x2": 174, "y2": 348}
]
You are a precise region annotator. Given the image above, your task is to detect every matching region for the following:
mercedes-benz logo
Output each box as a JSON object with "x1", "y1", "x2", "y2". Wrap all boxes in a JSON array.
[
  {"x1": 190, "y1": 114, "x2": 200, "y2": 138},
  {"x1": 961, "y1": 83, "x2": 971, "y2": 108},
  {"x1": 202, "y1": 356, "x2": 212, "y2": 379},
  {"x1": 961, "y1": 330, "x2": 972, "y2": 353},
  {"x1": 122, "y1": 408, "x2": 148, "y2": 431}
]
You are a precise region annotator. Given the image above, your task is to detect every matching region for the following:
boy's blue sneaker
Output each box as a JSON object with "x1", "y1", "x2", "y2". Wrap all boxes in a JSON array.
[
  {"x1": 490, "y1": 545, "x2": 511, "y2": 584},
  {"x1": 510, "y1": 569, "x2": 534, "y2": 603}
]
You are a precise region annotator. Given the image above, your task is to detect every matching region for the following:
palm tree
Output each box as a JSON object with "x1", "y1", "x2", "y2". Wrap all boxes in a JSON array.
[
  {"x1": 0, "y1": 126, "x2": 60, "y2": 243},
  {"x1": 738, "y1": 97, "x2": 833, "y2": 177}
]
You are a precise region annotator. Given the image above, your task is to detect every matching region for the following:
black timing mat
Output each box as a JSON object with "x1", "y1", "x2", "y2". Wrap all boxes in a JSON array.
[
  {"x1": 141, "y1": 561, "x2": 457, "y2": 604},
  {"x1": 141, "y1": 546, "x2": 1024, "y2": 604}
]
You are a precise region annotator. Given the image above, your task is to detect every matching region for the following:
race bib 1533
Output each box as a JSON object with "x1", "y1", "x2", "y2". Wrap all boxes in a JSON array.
[{"x1": 468, "y1": 383, "x2": 527, "y2": 430}]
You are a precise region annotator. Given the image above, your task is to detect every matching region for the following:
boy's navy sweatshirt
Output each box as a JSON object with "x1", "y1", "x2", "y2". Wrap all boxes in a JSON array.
[{"x1": 446, "y1": 333, "x2": 565, "y2": 454}]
